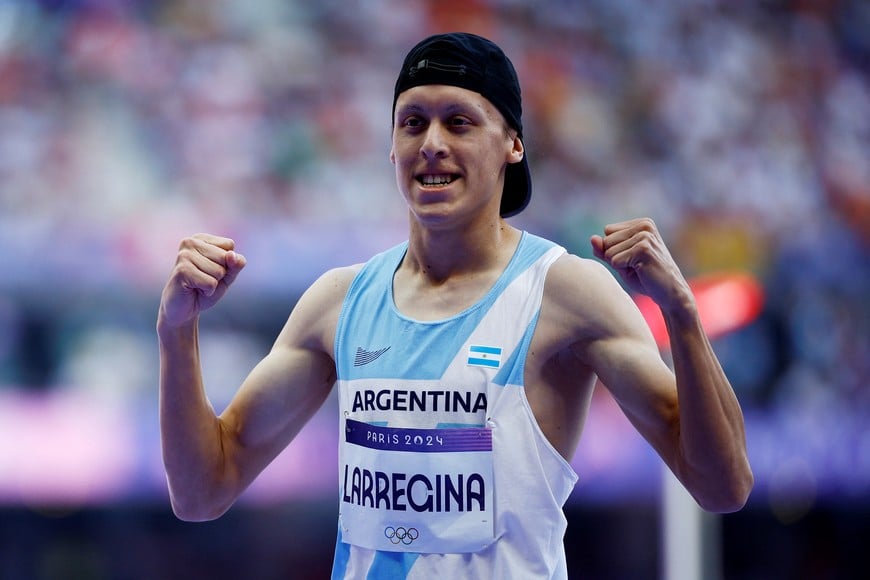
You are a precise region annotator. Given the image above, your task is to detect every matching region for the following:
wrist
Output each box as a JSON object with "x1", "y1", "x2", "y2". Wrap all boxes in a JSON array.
[
  {"x1": 157, "y1": 314, "x2": 199, "y2": 345},
  {"x1": 659, "y1": 287, "x2": 700, "y2": 328}
]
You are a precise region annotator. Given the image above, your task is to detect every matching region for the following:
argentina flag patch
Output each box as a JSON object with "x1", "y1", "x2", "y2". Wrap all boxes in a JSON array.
[{"x1": 466, "y1": 345, "x2": 502, "y2": 369}]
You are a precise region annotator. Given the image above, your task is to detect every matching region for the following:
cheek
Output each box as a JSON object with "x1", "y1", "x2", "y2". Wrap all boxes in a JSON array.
[
  {"x1": 391, "y1": 141, "x2": 416, "y2": 171},
  {"x1": 390, "y1": 136, "x2": 405, "y2": 162}
]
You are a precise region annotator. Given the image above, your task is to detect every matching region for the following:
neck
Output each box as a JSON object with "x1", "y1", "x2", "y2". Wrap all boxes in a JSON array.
[{"x1": 404, "y1": 216, "x2": 520, "y2": 283}]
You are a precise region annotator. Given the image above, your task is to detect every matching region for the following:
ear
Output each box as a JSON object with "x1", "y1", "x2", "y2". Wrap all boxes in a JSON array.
[{"x1": 507, "y1": 136, "x2": 524, "y2": 164}]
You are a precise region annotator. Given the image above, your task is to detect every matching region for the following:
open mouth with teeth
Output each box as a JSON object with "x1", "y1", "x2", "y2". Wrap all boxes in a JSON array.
[{"x1": 418, "y1": 174, "x2": 459, "y2": 187}]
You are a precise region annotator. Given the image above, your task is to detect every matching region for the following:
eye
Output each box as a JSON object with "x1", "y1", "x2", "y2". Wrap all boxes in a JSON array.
[
  {"x1": 402, "y1": 115, "x2": 425, "y2": 128},
  {"x1": 449, "y1": 116, "x2": 472, "y2": 127}
]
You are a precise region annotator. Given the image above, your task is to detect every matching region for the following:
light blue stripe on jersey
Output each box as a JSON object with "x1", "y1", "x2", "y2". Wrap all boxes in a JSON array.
[
  {"x1": 492, "y1": 312, "x2": 540, "y2": 387},
  {"x1": 336, "y1": 241, "x2": 465, "y2": 380},
  {"x1": 331, "y1": 528, "x2": 350, "y2": 580},
  {"x1": 367, "y1": 551, "x2": 420, "y2": 579},
  {"x1": 336, "y1": 232, "x2": 559, "y2": 382},
  {"x1": 332, "y1": 528, "x2": 421, "y2": 580}
]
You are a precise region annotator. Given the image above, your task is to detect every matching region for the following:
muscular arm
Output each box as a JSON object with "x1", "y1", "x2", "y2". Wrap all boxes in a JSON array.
[
  {"x1": 658, "y1": 292, "x2": 752, "y2": 512},
  {"x1": 157, "y1": 234, "x2": 357, "y2": 521},
  {"x1": 571, "y1": 219, "x2": 752, "y2": 512}
]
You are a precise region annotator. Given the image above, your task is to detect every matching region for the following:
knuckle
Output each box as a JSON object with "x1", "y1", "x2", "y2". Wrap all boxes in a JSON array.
[
  {"x1": 640, "y1": 218, "x2": 658, "y2": 233},
  {"x1": 175, "y1": 246, "x2": 197, "y2": 265},
  {"x1": 178, "y1": 236, "x2": 201, "y2": 252},
  {"x1": 635, "y1": 237, "x2": 656, "y2": 254},
  {"x1": 170, "y1": 261, "x2": 195, "y2": 283},
  {"x1": 203, "y1": 276, "x2": 220, "y2": 292}
]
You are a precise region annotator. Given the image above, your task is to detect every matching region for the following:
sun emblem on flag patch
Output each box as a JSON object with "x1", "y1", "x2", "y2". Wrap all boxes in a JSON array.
[{"x1": 466, "y1": 345, "x2": 502, "y2": 369}]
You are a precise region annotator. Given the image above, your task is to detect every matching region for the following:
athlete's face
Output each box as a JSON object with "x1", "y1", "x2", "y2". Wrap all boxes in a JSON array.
[{"x1": 391, "y1": 85, "x2": 524, "y2": 225}]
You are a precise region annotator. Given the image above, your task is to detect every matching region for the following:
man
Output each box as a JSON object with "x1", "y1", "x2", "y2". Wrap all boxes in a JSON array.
[{"x1": 158, "y1": 33, "x2": 753, "y2": 579}]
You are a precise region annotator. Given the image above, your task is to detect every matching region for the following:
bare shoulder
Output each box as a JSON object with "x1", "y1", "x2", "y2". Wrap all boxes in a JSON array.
[
  {"x1": 274, "y1": 264, "x2": 363, "y2": 356},
  {"x1": 545, "y1": 253, "x2": 622, "y2": 300},
  {"x1": 542, "y1": 253, "x2": 647, "y2": 343},
  {"x1": 307, "y1": 264, "x2": 363, "y2": 304}
]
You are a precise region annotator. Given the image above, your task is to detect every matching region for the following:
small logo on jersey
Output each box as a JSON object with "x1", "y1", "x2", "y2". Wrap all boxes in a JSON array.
[
  {"x1": 385, "y1": 526, "x2": 419, "y2": 545},
  {"x1": 466, "y1": 345, "x2": 502, "y2": 369},
  {"x1": 354, "y1": 346, "x2": 391, "y2": 366}
]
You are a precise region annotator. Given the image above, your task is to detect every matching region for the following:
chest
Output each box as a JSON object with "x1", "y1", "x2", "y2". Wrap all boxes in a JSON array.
[{"x1": 392, "y1": 270, "x2": 501, "y2": 322}]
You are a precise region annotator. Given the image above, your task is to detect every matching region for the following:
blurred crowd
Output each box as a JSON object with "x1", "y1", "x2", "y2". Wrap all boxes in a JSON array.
[{"x1": 0, "y1": 0, "x2": 868, "y2": 504}]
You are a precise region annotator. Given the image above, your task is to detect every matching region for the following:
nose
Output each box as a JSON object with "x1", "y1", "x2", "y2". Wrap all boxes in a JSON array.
[{"x1": 420, "y1": 122, "x2": 448, "y2": 160}]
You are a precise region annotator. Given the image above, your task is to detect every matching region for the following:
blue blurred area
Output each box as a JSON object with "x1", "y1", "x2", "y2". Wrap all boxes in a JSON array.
[{"x1": 0, "y1": 0, "x2": 868, "y2": 577}]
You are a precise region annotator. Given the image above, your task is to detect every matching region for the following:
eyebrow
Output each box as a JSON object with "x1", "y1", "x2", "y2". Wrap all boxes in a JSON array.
[{"x1": 395, "y1": 101, "x2": 479, "y2": 118}]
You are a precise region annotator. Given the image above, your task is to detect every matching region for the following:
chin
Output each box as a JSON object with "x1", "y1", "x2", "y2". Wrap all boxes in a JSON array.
[{"x1": 410, "y1": 205, "x2": 458, "y2": 227}]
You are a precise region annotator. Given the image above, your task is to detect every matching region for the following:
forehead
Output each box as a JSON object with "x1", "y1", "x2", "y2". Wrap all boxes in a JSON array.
[{"x1": 394, "y1": 84, "x2": 500, "y2": 117}]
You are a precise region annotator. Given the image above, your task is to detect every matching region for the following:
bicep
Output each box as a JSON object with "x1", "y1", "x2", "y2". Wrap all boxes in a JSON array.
[
  {"x1": 585, "y1": 333, "x2": 680, "y2": 459},
  {"x1": 558, "y1": 256, "x2": 681, "y2": 460},
  {"x1": 222, "y1": 342, "x2": 335, "y2": 454},
  {"x1": 216, "y1": 266, "x2": 355, "y2": 485}
]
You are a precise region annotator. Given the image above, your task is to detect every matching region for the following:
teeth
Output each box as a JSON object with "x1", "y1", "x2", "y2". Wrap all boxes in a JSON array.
[{"x1": 421, "y1": 174, "x2": 453, "y2": 185}]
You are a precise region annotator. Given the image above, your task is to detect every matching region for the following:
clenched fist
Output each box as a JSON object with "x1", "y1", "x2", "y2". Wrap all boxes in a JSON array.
[
  {"x1": 158, "y1": 234, "x2": 247, "y2": 330},
  {"x1": 590, "y1": 218, "x2": 693, "y2": 315}
]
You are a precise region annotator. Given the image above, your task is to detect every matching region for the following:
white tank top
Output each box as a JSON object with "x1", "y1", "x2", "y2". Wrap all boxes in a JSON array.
[{"x1": 331, "y1": 232, "x2": 578, "y2": 579}]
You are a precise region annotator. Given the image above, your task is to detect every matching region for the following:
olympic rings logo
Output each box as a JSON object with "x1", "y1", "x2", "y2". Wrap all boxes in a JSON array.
[{"x1": 384, "y1": 526, "x2": 420, "y2": 545}]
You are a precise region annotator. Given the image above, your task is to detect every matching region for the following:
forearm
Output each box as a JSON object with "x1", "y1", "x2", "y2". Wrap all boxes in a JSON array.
[
  {"x1": 158, "y1": 319, "x2": 236, "y2": 520},
  {"x1": 663, "y1": 300, "x2": 753, "y2": 512}
]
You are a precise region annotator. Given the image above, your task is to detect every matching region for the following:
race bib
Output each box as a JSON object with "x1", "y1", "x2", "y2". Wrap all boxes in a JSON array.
[{"x1": 339, "y1": 419, "x2": 495, "y2": 553}]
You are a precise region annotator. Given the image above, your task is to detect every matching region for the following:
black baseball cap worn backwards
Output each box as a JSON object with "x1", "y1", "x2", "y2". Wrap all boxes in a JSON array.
[{"x1": 393, "y1": 32, "x2": 531, "y2": 218}]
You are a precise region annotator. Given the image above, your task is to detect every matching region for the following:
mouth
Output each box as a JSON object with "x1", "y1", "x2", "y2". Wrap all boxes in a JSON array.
[{"x1": 417, "y1": 173, "x2": 459, "y2": 187}]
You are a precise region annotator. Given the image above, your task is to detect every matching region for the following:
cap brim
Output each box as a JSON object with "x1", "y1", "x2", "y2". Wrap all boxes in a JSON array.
[{"x1": 500, "y1": 155, "x2": 531, "y2": 218}]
